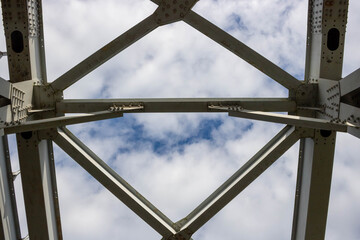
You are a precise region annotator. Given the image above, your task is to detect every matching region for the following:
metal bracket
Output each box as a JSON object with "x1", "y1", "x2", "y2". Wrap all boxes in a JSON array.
[
  {"x1": 162, "y1": 227, "x2": 193, "y2": 240},
  {"x1": 317, "y1": 71, "x2": 360, "y2": 129},
  {"x1": 33, "y1": 84, "x2": 56, "y2": 109},
  {"x1": 154, "y1": 0, "x2": 198, "y2": 25},
  {"x1": 293, "y1": 83, "x2": 318, "y2": 109},
  {"x1": 1, "y1": 79, "x2": 35, "y2": 127},
  {"x1": 0, "y1": 51, "x2": 6, "y2": 59},
  {"x1": 37, "y1": 128, "x2": 59, "y2": 141},
  {"x1": 10, "y1": 84, "x2": 30, "y2": 123},
  {"x1": 317, "y1": 78, "x2": 341, "y2": 121},
  {"x1": 295, "y1": 127, "x2": 315, "y2": 138},
  {"x1": 339, "y1": 103, "x2": 360, "y2": 126}
]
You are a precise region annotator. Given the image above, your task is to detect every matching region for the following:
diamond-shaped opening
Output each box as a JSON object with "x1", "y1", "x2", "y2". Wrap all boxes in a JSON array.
[
  {"x1": 53, "y1": 117, "x2": 296, "y2": 223},
  {"x1": 50, "y1": 117, "x2": 301, "y2": 239}
]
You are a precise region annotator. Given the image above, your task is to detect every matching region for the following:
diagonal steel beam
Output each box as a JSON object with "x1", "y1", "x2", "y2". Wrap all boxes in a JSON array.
[
  {"x1": 3, "y1": 106, "x2": 142, "y2": 134},
  {"x1": 210, "y1": 106, "x2": 348, "y2": 132},
  {"x1": 56, "y1": 98, "x2": 296, "y2": 114},
  {"x1": 177, "y1": 125, "x2": 299, "y2": 236},
  {"x1": 183, "y1": 11, "x2": 301, "y2": 90},
  {"x1": 50, "y1": 14, "x2": 159, "y2": 92},
  {"x1": 339, "y1": 68, "x2": 360, "y2": 97},
  {"x1": 4, "y1": 111, "x2": 122, "y2": 135},
  {"x1": 53, "y1": 127, "x2": 177, "y2": 238}
]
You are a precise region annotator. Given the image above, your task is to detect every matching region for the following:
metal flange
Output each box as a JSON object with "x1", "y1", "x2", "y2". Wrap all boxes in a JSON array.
[{"x1": 154, "y1": 0, "x2": 198, "y2": 25}]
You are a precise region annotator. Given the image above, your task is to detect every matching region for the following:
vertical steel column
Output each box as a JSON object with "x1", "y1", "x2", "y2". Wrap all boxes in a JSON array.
[
  {"x1": 0, "y1": 135, "x2": 21, "y2": 240},
  {"x1": 17, "y1": 133, "x2": 61, "y2": 240},
  {"x1": 1, "y1": 0, "x2": 62, "y2": 239},
  {"x1": 292, "y1": 0, "x2": 349, "y2": 239},
  {"x1": 292, "y1": 131, "x2": 336, "y2": 239}
]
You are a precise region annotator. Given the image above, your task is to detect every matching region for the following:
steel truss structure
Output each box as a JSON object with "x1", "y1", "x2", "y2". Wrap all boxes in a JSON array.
[{"x1": 0, "y1": 0, "x2": 359, "y2": 239}]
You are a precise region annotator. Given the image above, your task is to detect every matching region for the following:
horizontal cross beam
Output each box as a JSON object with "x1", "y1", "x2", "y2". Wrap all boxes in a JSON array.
[{"x1": 56, "y1": 98, "x2": 296, "y2": 113}]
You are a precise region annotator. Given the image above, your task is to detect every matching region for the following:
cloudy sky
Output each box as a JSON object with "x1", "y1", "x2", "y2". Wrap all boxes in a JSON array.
[{"x1": 1, "y1": 0, "x2": 360, "y2": 239}]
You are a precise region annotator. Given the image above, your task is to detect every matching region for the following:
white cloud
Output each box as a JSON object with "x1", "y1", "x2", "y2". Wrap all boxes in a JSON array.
[{"x1": 326, "y1": 133, "x2": 360, "y2": 240}]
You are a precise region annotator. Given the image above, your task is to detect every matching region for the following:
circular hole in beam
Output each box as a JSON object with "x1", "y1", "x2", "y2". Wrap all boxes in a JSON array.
[
  {"x1": 327, "y1": 28, "x2": 340, "y2": 51},
  {"x1": 20, "y1": 131, "x2": 33, "y2": 140},
  {"x1": 320, "y1": 129, "x2": 332, "y2": 138},
  {"x1": 11, "y1": 30, "x2": 24, "y2": 53}
]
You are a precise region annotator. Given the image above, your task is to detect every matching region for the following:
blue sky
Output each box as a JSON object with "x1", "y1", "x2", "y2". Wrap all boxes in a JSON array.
[{"x1": 1, "y1": 0, "x2": 360, "y2": 239}]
